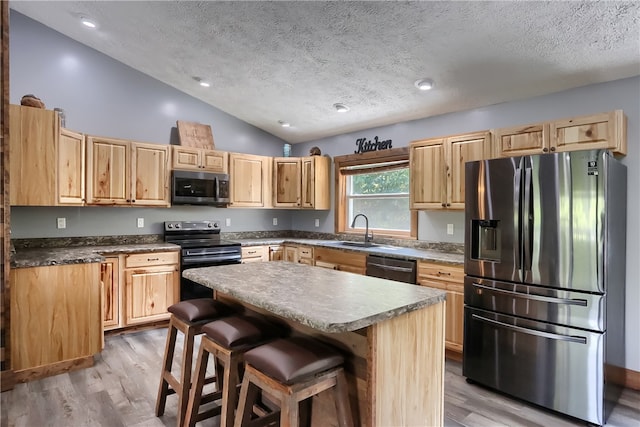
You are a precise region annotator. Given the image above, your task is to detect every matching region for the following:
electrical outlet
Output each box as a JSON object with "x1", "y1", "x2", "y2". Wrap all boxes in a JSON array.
[
  {"x1": 56, "y1": 217, "x2": 66, "y2": 229},
  {"x1": 226, "y1": 218, "x2": 231, "y2": 227},
  {"x1": 315, "y1": 218, "x2": 320, "y2": 228},
  {"x1": 447, "y1": 223, "x2": 454, "y2": 235},
  {"x1": 272, "y1": 217, "x2": 278, "y2": 226},
  {"x1": 137, "y1": 218, "x2": 144, "y2": 228}
]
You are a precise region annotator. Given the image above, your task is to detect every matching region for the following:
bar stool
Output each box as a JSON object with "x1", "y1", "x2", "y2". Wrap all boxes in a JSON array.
[
  {"x1": 234, "y1": 336, "x2": 354, "y2": 427},
  {"x1": 184, "y1": 315, "x2": 280, "y2": 427},
  {"x1": 155, "y1": 298, "x2": 233, "y2": 425}
]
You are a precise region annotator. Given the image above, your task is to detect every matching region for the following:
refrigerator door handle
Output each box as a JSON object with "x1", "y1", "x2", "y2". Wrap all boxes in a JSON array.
[
  {"x1": 471, "y1": 282, "x2": 588, "y2": 306},
  {"x1": 514, "y1": 164, "x2": 523, "y2": 275},
  {"x1": 471, "y1": 314, "x2": 587, "y2": 344},
  {"x1": 523, "y1": 162, "x2": 533, "y2": 273}
]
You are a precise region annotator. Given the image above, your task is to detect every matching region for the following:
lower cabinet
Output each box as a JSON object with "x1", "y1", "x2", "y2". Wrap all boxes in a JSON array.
[
  {"x1": 417, "y1": 261, "x2": 464, "y2": 356},
  {"x1": 314, "y1": 247, "x2": 366, "y2": 275},
  {"x1": 10, "y1": 263, "x2": 103, "y2": 379},
  {"x1": 102, "y1": 251, "x2": 179, "y2": 330},
  {"x1": 242, "y1": 246, "x2": 269, "y2": 263},
  {"x1": 269, "y1": 245, "x2": 283, "y2": 261},
  {"x1": 283, "y1": 244, "x2": 314, "y2": 265}
]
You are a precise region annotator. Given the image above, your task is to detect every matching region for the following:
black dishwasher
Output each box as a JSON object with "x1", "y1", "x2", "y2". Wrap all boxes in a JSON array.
[{"x1": 366, "y1": 255, "x2": 417, "y2": 284}]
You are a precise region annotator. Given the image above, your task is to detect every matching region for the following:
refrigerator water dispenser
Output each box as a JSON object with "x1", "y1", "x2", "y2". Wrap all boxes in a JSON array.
[{"x1": 471, "y1": 219, "x2": 501, "y2": 261}]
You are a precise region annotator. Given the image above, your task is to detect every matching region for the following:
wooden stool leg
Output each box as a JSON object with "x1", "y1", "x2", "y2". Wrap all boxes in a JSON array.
[
  {"x1": 333, "y1": 370, "x2": 354, "y2": 427},
  {"x1": 234, "y1": 369, "x2": 261, "y2": 427},
  {"x1": 177, "y1": 325, "x2": 197, "y2": 425},
  {"x1": 220, "y1": 353, "x2": 241, "y2": 427},
  {"x1": 156, "y1": 320, "x2": 178, "y2": 416},
  {"x1": 281, "y1": 395, "x2": 300, "y2": 427},
  {"x1": 184, "y1": 343, "x2": 211, "y2": 427}
]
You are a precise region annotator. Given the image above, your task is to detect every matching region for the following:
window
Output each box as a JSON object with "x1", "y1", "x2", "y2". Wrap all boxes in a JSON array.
[{"x1": 334, "y1": 148, "x2": 417, "y2": 239}]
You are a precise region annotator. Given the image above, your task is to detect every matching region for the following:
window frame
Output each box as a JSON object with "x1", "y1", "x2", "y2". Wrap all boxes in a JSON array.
[{"x1": 334, "y1": 147, "x2": 417, "y2": 239}]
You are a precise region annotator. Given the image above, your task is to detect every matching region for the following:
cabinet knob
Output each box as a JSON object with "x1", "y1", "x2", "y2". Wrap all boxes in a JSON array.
[
  {"x1": 132, "y1": 200, "x2": 136, "y2": 203},
  {"x1": 441, "y1": 203, "x2": 446, "y2": 207},
  {"x1": 550, "y1": 147, "x2": 556, "y2": 152},
  {"x1": 542, "y1": 148, "x2": 549, "y2": 153}
]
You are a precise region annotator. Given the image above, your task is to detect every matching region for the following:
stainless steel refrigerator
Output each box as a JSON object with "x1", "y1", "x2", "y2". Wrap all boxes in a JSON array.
[{"x1": 463, "y1": 149, "x2": 627, "y2": 426}]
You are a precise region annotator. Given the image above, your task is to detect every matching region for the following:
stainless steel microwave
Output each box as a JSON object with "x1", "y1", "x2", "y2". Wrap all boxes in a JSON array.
[{"x1": 171, "y1": 170, "x2": 230, "y2": 206}]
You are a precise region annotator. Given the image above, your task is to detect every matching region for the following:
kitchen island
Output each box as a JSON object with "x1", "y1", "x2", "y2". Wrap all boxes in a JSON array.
[{"x1": 184, "y1": 262, "x2": 446, "y2": 427}]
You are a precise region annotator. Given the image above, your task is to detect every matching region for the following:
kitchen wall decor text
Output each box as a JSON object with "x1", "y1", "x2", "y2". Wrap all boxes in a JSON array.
[{"x1": 354, "y1": 136, "x2": 393, "y2": 154}]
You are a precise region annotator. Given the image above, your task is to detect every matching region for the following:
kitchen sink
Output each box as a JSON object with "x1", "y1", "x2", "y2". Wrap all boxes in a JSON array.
[{"x1": 328, "y1": 241, "x2": 400, "y2": 251}]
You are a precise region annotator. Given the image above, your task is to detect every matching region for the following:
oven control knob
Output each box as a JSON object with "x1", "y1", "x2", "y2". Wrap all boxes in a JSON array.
[
  {"x1": 175, "y1": 223, "x2": 181, "y2": 229},
  {"x1": 207, "y1": 223, "x2": 213, "y2": 228},
  {"x1": 167, "y1": 224, "x2": 173, "y2": 229},
  {"x1": 213, "y1": 222, "x2": 219, "y2": 228}
]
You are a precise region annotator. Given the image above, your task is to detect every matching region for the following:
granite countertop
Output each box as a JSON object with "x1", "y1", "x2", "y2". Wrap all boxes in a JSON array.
[
  {"x1": 234, "y1": 238, "x2": 464, "y2": 265},
  {"x1": 183, "y1": 262, "x2": 446, "y2": 333},
  {"x1": 11, "y1": 243, "x2": 180, "y2": 268}
]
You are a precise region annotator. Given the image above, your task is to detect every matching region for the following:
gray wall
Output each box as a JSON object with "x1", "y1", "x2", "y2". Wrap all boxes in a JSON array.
[
  {"x1": 294, "y1": 76, "x2": 640, "y2": 371},
  {"x1": 9, "y1": 10, "x2": 294, "y2": 236}
]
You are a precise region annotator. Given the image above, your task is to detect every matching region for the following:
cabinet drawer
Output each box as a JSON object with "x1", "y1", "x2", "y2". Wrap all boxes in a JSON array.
[
  {"x1": 298, "y1": 246, "x2": 313, "y2": 258},
  {"x1": 418, "y1": 262, "x2": 464, "y2": 283},
  {"x1": 125, "y1": 251, "x2": 179, "y2": 268}
]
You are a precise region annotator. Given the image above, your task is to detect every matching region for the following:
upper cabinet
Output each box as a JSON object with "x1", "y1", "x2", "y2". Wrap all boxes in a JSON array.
[
  {"x1": 494, "y1": 110, "x2": 627, "y2": 157},
  {"x1": 229, "y1": 153, "x2": 272, "y2": 208},
  {"x1": 9, "y1": 104, "x2": 86, "y2": 206},
  {"x1": 410, "y1": 131, "x2": 491, "y2": 210},
  {"x1": 86, "y1": 136, "x2": 170, "y2": 206},
  {"x1": 171, "y1": 145, "x2": 228, "y2": 173},
  {"x1": 273, "y1": 156, "x2": 330, "y2": 209}
]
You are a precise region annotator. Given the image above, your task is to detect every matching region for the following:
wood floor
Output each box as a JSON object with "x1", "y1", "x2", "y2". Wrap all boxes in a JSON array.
[{"x1": 1, "y1": 328, "x2": 639, "y2": 427}]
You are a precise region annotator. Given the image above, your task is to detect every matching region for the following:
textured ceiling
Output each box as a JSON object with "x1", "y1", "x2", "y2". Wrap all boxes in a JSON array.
[{"x1": 10, "y1": 1, "x2": 640, "y2": 144}]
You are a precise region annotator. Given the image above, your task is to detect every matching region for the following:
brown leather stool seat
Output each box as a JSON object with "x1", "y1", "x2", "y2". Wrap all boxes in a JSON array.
[
  {"x1": 155, "y1": 299, "x2": 233, "y2": 425},
  {"x1": 184, "y1": 315, "x2": 280, "y2": 427},
  {"x1": 235, "y1": 337, "x2": 354, "y2": 427}
]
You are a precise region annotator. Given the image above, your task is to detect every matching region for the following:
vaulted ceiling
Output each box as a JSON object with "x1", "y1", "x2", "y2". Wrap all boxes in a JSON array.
[{"x1": 10, "y1": 1, "x2": 640, "y2": 143}]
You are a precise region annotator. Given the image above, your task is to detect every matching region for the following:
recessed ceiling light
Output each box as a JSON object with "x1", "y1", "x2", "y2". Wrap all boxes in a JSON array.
[
  {"x1": 414, "y1": 78, "x2": 435, "y2": 91},
  {"x1": 81, "y1": 18, "x2": 96, "y2": 28},
  {"x1": 199, "y1": 81, "x2": 210, "y2": 88},
  {"x1": 278, "y1": 120, "x2": 291, "y2": 128},
  {"x1": 333, "y1": 103, "x2": 350, "y2": 113}
]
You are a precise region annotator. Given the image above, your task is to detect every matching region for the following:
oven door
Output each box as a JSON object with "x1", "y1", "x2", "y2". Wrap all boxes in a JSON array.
[{"x1": 179, "y1": 254, "x2": 241, "y2": 301}]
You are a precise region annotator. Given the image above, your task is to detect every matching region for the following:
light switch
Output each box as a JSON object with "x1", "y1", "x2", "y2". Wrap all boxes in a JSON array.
[
  {"x1": 272, "y1": 217, "x2": 278, "y2": 226},
  {"x1": 57, "y1": 217, "x2": 66, "y2": 229},
  {"x1": 447, "y1": 224, "x2": 454, "y2": 235},
  {"x1": 137, "y1": 218, "x2": 144, "y2": 228},
  {"x1": 315, "y1": 219, "x2": 320, "y2": 228},
  {"x1": 226, "y1": 218, "x2": 231, "y2": 227}
]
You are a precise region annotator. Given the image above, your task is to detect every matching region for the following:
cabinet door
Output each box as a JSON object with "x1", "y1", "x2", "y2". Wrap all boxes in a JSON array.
[
  {"x1": 131, "y1": 142, "x2": 170, "y2": 206},
  {"x1": 86, "y1": 136, "x2": 130, "y2": 205},
  {"x1": 101, "y1": 257, "x2": 120, "y2": 330},
  {"x1": 300, "y1": 157, "x2": 315, "y2": 209},
  {"x1": 301, "y1": 156, "x2": 331, "y2": 209},
  {"x1": 229, "y1": 153, "x2": 272, "y2": 207},
  {"x1": 58, "y1": 128, "x2": 86, "y2": 205},
  {"x1": 494, "y1": 123, "x2": 549, "y2": 157},
  {"x1": 314, "y1": 247, "x2": 366, "y2": 275},
  {"x1": 550, "y1": 110, "x2": 627, "y2": 155},
  {"x1": 448, "y1": 132, "x2": 490, "y2": 209},
  {"x1": 9, "y1": 104, "x2": 57, "y2": 206},
  {"x1": 124, "y1": 266, "x2": 178, "y2": 326},
  {"x1": 409, "y1": 138, "x2": 446, "y2": 209},
  {"x1": 172, "y1": 146, "x2": 202, "y2": 170},
  {"x1": 269, "y1": 245, "x2": 284, "y2": 261},
  {"x1": 284, "y1": 246, "x2": 298, "y2": 262},
  {"x1": 201, "y1": 150, "x2": 228, "y2": 173},
  {"x1": 273, "y1": 157, "x2": 301, "y2": 207}
]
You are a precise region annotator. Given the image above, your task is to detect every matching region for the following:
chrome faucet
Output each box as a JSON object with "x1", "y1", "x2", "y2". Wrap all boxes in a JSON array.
[{"x1": 351, "y1": 213, "x2": 373, "y2": 244}]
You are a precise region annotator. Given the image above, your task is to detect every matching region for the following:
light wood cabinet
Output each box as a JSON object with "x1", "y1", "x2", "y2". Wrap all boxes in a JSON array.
[
  {"x1": 86, "y1": 136, "x2": 170, "y2": 206},
  {"x1": 283, "y1": 244, "x2": 314, "y2": 265},
  {"x1": 314, "y1": 247, "x2": 367, "y2": 275},
  {"x1": 101, "y1": 257, "x2": 120, "y2": 331},
  {"x1": 417, "y1": 261, "x2": 464, "y2": 356},
  {"x1": 410, "y1": 131, "x2": 490, "y2": 210},
  {"x1": 273, "y1": 156, "x2": 331, "y2": 209},
  {"x1": 58, "y1": 128, "x2": 86, "y2": 204},
  {"x1": 241, "y1": 246, "x2": 269, "y2": 263},
  {"x1": 229, "y1": 153, "x2": 272, "y2": 208},
  {"x1": 9, "y1": 104, "x2": 87, "y2": 206},
  {"x1": 10, "y1": 263, "x2": 103, "y2": 378},
  {"x1": 269, "y1": 245, "x2": 284, "y2": 261},
  {"x1": 171, "y1": 145, "x2": 228, "y2": 173},
  {"x1": 494, "y1": 110, "x2": 627, "y2": 157},
  {"x1": 123, "y1": 251, "x2": 179, "y2": 326},
  {"x1": 550, "y1": 110, "x2": 626, "y2": 155}
]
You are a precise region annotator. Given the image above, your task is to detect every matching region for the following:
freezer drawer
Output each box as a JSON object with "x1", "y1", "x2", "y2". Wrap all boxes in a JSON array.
[
  {"x1": 464, "y1": 276, "x2": 605, "y2": 331},
  {"x1": 463, "y1": 307, "x2": 604, "y2": 425}
]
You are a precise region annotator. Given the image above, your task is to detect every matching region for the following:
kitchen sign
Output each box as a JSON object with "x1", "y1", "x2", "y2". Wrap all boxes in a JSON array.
[{"x1": 354, "y1": 136, "x2": 393, "y2": 154}]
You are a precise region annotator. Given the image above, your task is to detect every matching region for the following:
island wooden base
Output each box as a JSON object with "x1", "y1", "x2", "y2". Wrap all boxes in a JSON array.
[
  {"x1": 13, "y1": 355, "x2": 94, "y2": 384},
  {"x1": 217, "y1": 293, "x2": 445, "y2": 427}
]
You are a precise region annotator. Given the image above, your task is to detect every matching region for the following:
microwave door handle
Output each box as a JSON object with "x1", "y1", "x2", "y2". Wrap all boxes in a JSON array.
[{"x1": 215, "y1": 177, "x2": 220, "y2": 199}]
